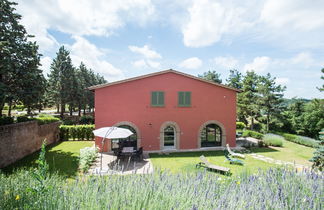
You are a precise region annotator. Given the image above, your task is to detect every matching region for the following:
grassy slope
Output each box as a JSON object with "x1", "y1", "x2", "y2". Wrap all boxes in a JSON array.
[
  {"x1": 250, "y1": 139, "x2": 315, "y2": 166},
  {"x1": 150, "y1": 151, "x2": 275, "y2": 176},
  {"x1": 3, "y1": 141, "x2": 93, "y2": 178}
]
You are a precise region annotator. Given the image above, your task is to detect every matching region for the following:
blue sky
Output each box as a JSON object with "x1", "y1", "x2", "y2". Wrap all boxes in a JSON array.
[{"x1": 16, "y1": 0, "x2": 324, "y2": 99}]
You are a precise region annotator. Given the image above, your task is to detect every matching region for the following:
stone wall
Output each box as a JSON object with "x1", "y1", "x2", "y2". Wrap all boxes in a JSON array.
[{"x1": 0, "y1": 121, "x2": 60, "y2": 168}]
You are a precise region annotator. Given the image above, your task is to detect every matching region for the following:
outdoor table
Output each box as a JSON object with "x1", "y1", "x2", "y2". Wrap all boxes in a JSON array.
[{"x1": 122, "y1": 147, "x2": 135, "y2": 154}]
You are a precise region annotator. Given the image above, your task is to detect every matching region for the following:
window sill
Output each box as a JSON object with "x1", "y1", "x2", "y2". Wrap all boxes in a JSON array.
[{"x1": 151, "y1": 105, "x2": 165, "y2": 108}]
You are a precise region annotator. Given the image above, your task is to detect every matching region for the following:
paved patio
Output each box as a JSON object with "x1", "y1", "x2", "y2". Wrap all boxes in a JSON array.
[{"x1": 88, "y1": 152, "x2": 153, "y2": 175}]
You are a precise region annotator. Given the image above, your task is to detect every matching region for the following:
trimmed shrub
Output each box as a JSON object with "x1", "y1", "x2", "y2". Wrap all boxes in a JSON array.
[
  {"x1": 0, "y1": 116, "x2": 14, "y2": 126},
  {"x1": 60, "y1": 124, "x2": 95, "y2": 141},
  {"x1": 263, "y1": 133, "x2": 284, "y2": 147},
  {"x1": 62, "y1": 119, "x2": 75, "y2": 125},
  {"x1": 282, "y1": 133, "x2": 319, "y2": 148},
  {"x1": 79, "y1": 115, "x2": 94, "y2": 125},
  {"x1": 35, "y1": 116, "x2": 60, "y2": 125},
  {"x1": 16, "y1": 115, "x2": 33, "y2": 123},
  {"x1": 38, "y1": 113, "x2": 54, "y2": 118},
  {"x1": 79, "y1": 146, "x2": 98, "y2": 172},
  {"x1": 236, "y1": 122, "x2": 246, "y2": 130},
  {"x1": 242, "y1": 130, "x2": 264, "y2": 139}
]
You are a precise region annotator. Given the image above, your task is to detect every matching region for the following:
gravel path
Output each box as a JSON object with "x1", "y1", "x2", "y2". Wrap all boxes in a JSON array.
[{"x1": 249, "y1": 153, "x2": 310, "y2": 171}]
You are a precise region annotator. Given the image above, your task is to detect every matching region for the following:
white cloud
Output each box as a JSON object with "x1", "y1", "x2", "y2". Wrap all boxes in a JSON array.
[
  {"x1": 291, "y1": 52, "x2": 314, "y2": 67},
  {"x1": 68, "y1": 36, "x2": 124, "y2": 81},
  {"x1": 129, "y1": 45, "x2": 162, "y2": 69},
  {"x1": 182, "y1": 0, "x2": 254, "y2": 47},
  {"x1": 214, "y1": 56, "x2": 239, "y2": 69},
  {"x1": 243, "y1": 56, "x2": 271, "y2": 73},
  {"x1": 40, "y1": 56, "x2": 52, "y2": 77},
  {"x1": 261, "y1": 0, "x2": 324, "y2": 31},
  {"x1": 132, "y1": 59, "x2": 161, "y2": 69},
  {"x1": 178, "y1": 57, "x2": 202, "y2": 69},
  {"x1": 16, "y1": 0, "x2": 155, "y2": 52},
  {"x1": 128, "y1": 45, "x2": 162, "y2": 59},
  {"x1": 275, "y1": 77, "x2": 290, "y2": 86}
]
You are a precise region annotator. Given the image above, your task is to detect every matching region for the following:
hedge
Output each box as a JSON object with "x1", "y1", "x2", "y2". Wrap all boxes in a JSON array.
[
  {"x1": 60, "y1": 125, "x2": 95, "y2": 141},
  {"x1": 242, "y1": 130, "x2": 264, "y2": 139},
  {"x1": 16, "y1": 115, "x2": 33, "y2": 123},
  {"x1": 0, "y1": 116, "x2": 14, "y2": 126},
  {"x1": 35, "y1": 116, "x2": 60, "y2": 125},
  {"x1": 282, "y1": 133, "x2": 319, "y2": 148},
  {"x1": 79, "y1": 115, "x2": 94, "y2": 125}
]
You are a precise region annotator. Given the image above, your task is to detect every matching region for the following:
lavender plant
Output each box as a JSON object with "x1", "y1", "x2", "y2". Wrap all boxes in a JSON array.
[{"x1": 0, "y1": 168, "x2": 322, "y2": 209}]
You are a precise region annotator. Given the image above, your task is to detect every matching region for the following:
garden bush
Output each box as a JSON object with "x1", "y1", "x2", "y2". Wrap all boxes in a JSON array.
[
  {"x1": 282, "y1": 133, "x2": 319, "y2": 148},
  {"x1": 16, "y1": 115, "x2": 33, "y2": 123},
  {"x1": 236, "y1": 122, "x2": 246, "y2": 130},
  {"x1": 0, "y1": 116, "x2": 14, "y2": 126},
  {"x1": 79, "y1": 147, "x2": 98, "y2": 172},
  {"x1": 79, "y1": 115, "x2": 94, "y2": 125},
  {"x1": 62, "y1": 119, "x2": 75, "y2": 125},
  {"x1": 35, "y1": 116, "x2": 60, "y2": 125},
  {"x1": 242, "y1": 130, "x2": 264, "y2": 139},
  {"x1": 60, "y1": 125, "x2": 95, "y2": 140},
  {"x1": 0, "y1": 168, "x2": 323, "y2": 209},
  {"x1": 262, "y1": 133, "x2": 284, "y2": 147}
]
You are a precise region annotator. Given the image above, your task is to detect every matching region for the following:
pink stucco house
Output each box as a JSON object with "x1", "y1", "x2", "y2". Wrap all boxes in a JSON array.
[{"x1": 89, "y1": 69, "x2": 239, "y2": 152}]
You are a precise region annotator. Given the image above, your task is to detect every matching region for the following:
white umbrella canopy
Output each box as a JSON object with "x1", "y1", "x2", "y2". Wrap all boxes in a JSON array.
[
  {"x1": 93, "y1": 127, "x2": 133, "y2": 139},
  {"x1": 93, "y1": 126, "x2": 134, "y2": 171}
]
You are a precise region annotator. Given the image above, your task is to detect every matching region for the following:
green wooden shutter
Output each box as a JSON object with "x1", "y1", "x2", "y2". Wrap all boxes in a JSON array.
[
  {"x1": 185, "y1": 92, "x2": 191, "y2": 106},
  {"x1": 151, "y1": 92, "x2": 157, "y2": 105},
  {"x1": 178, "y1": 92, "x2": 184, "y2": 106},
  {"x1": 158, "y1": 92, "x2": 164, "y2": 105}
]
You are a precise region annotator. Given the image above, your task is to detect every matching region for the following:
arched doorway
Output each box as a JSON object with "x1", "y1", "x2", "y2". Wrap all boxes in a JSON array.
[
  {"x1": 198, "y1": 121, "x2": 225, "y2": 148},
  {"x1": 164, "y1": 125, "x2": 176, "y2": 149},
  {"x1": 160, "y1": 121, "x2": 180, "y2": 150},
  {"x1": 118, "y1": 125, "x2": 137, "y2": 148},
  {"x1": 113, "y1": 121, "x2": 140, "y2": 150}
]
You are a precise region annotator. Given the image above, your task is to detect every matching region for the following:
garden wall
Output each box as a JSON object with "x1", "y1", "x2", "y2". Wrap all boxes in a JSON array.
[{"x1": 0, "y1": 121, "x2": 61, "y2": 168}]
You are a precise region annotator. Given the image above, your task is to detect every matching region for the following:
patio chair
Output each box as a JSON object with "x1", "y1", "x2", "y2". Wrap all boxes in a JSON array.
[
  {"x1": 224, "y1": 150, "x2": 244, "y2": 165},
  {"x1": 132, "y1": 147, "x2": 143, "y2": 161},
  {"x1": 226, "y1": 144, "x2": 245, "y2": 159},
  {"x1": 196, "y1": 155, "x2": 230, "y2": 175}
]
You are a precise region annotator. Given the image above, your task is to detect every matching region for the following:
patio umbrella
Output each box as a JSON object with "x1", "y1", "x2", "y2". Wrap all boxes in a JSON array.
[{"x1": 93, "y1": 127, "x2": 134, "y2": 170}]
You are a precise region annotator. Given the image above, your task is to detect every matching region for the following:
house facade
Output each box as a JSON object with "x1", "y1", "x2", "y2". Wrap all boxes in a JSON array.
[{"x1": 89, "y1": 69, "x2": 239, "y2": 152}]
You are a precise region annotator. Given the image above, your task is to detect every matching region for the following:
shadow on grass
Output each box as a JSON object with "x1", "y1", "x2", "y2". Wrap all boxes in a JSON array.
[
  {"x1": 149, "y1": 147, "x2": 280, "y2": 159},
  {"x1": 249, "y1": 147, "x2": 279, "y2": 153},
  {"x1": 3, "y1": 142, "x2": 79, "y2": 178}
]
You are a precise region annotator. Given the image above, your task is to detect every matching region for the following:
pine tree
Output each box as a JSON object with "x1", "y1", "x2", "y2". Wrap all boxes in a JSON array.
[
  {"x1": 0, "y1": 0, "x2": 45, "y2": 115},
  {"x1": 239, "y1": 71, "x2": 260, "y2": 129},
  {"x1": 198, "y1": 70, "x2": 222, "y2": 84},
  {"x1": 257, "y1": 73, "x2": 286, "y2": 132},
  {"x1": 47, "y1": 46, "x2": 74, "y2": 117},
  {"x1": 226, "y1": 69, "x2": 242, "y2": 89}
]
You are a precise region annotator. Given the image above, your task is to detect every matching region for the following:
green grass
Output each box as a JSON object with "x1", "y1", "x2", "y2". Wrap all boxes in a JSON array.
[
  {"x1": 150, "y1": 150, "x2": 276, "y2": 176},
  {"x1": 250, "y1": 139, "x2": 315, "y2": 166},
  {"x1": 150, "y1": 139, "x2": 315, "y2": 175},
  {"x1": 3, "y1": 141, "x2": 93, "y2": 178}
]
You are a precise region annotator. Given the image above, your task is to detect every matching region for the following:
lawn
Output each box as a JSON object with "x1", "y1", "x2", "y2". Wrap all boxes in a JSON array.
[
  {"x1": 149, "y1": 150, "x2": 276, "y2": 176},
  {"x1": 250, "y1": 139, "x2": 315, "y2": 166},
  {"x1": 3, "y1": 141, "x2": 93, "y2": 178},
  {"x1": 150, "y1": 140, "x2": 315, "y2": 175}
]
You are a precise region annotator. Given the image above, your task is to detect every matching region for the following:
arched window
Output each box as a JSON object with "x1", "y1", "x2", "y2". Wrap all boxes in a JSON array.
[{"x1": 200, "y1": 123, "x2": 222, "y2": 147}]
